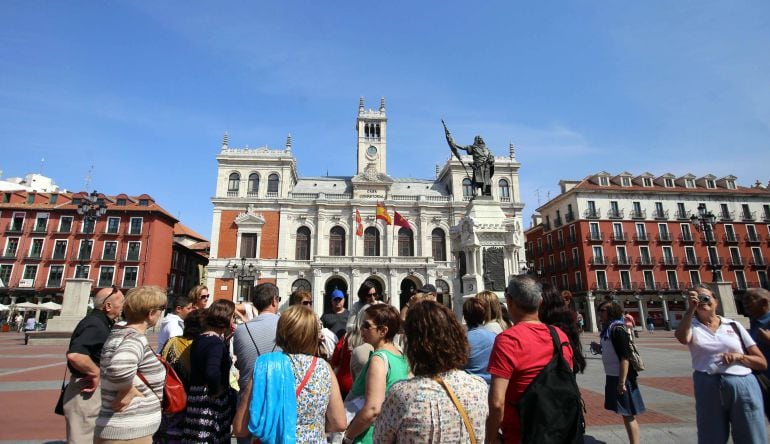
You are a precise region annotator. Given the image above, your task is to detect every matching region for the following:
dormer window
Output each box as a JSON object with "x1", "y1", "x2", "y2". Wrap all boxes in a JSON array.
[
  {"x1": 621, "y1": 177, "x2": 631, "y2": 187},
  {"x1": 706, "y1": 179, "x2": 716, "y2": 189},
  {"x1": 139, "y1": 199, "x2": 149, "y2": 206},
  {"x1": 642, "y1": 178, "x2": 653, "y2": 187},
  {"x1": 599, "y1": 176, "x2": 610, "y2": 186},
  {"x1": 685, "y1": 179, "x2": 695, "y2": 188},
  {"x1": 664, "y1": 178, "x2": 674, "y2": 188},
  {"x1": 116, "y1": 198, "x2": 127, "y2": 206},
  {"x1": 726, "y1": 180, "x2": 736, "y2": 190}
]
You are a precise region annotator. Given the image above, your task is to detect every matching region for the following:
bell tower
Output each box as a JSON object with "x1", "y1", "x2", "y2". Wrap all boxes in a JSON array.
[{"x1": 356, "y1": 97, "x2": 387, "y2": 178}]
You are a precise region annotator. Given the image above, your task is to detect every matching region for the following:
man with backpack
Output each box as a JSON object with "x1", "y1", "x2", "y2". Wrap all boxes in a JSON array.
[{"x1": 486, "y1": 275, "x2": 583, "y2": 443}]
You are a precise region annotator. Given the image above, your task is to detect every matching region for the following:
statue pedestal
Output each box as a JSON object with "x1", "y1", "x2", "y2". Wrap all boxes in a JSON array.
[
  {"x1": 28, "y1": 278, "x2": 92, "y2": 345},
  {"x1": 708, "y1": 281, "x2": 749, "y2": 327}
]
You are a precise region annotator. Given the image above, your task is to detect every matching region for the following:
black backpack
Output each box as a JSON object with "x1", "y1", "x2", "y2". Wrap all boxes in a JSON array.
[{"x1": 517, "y1": 326, "x2": 585, "y2": 444}]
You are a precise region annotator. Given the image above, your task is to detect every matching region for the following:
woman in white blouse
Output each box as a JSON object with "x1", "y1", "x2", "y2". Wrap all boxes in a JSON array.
[{"x1": 674, "y1": 285, "x2": 767, "y2": 444}]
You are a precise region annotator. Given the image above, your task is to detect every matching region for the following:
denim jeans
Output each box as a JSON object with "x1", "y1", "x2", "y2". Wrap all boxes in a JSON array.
[{"x1": 692, "y1": 371, "x2": 767, "y2": 444}]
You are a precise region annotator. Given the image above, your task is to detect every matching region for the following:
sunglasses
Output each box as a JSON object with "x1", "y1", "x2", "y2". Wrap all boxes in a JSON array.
[
  {"x1": 199, "y1": 294, "x2": 210, "y2": 300},
  {"x1": 301, "y1": 300, "x2": 312, "y2": 306},
  {"x1": 367, "y1": 291, "x2": 377, "y2": 297},
  {"x1": 361, "y1": 320, "x2": 379, "y2": 330}
]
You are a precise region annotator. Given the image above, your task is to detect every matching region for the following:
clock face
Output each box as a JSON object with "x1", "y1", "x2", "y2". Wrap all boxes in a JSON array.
[{"x1": 367, "y1": 146, "x2": 378, "y2": 157}]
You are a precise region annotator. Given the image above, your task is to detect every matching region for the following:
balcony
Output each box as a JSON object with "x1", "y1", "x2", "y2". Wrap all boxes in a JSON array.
[
  {"x1": 591, "y1": 256, "x2": 609, "y2": 266},
  {"x1": 683, "y1": 256, "x2": 701, "y2": 267},
  {"x1": 675, "y1": 210, "x2": 690, "y2": 220},
  {"x1": 542, "y1": 222, "x2": 552, "y2": 231},
  {"x1": 763, "y1": 212, "x2": 770, "y2": 222},
  {"x1": 607, "y1": 209, "x2": 624, "y2": 219},
  {"x1": 584, "y1": 209, "x2": 601, "y2": 219},
  {"x1": 24, "y1": 253, "x2": 43, "y2": 261},
  {"x1": 728, "y1": 257, "x2": 744, "y2": 267},
  {"x1": 592, "y1": 282, "x2": 611, "y2": 291},
  {"x1": 611, "y1": 232, "x2": 628, "y2": 242},
  {"x1": 706, "y1": 256, "x2": 724, "y2": 267},
  {"x1": 746, "y1": 233, "x2": 762, "y2": 243},
  {"x1": 615, "y1": 281, "x2": 637, "y2": 291},
  {"x1": 50, "y1": 252, "x2": 67, "y2": 261},
  {"x1": 73, "y1": 252, "x2": 92, "y2": 262},
  {"x1": 125, "y1": 253, "x2": 141, "y2": 262},
  {"x1": 723, "y1": 233, "x2": 740, "y2": 243},
  {"x1": 640, "y1": 281, "x2": 659, "y2": 291},
  {"x1": 662, "y1": 281, "x2": 682, "y2": 292},
  {"x1": 634, "y1": 233, "x2": 650, "y2": 242},
  {"x1": 0, "y1": 251, "x2": 18, "y2": 260},
  {"x1": 101, "y1": 253, "x2": 117, "y2": 262},
  {"x1": 657, "y1": 233, "x2": 673, "y2": 243},
  {"x1": 630, "y1": 209, "x2": 646, "y2": 219},
  {"x1": 653, "y1": 209, "x2": 669, "y2": 220},
  {"x1": 586, "y1": 232, "x2": 604, "y2": 242},
  {"x1": 701, "y1": 233, "x2": 717, "y2": 244},
  {"x1": 226, "y1": 190, "x2": 239, "y2": 197},
  {"x1": 565, "y1": 212, "x2": 575, "y2": 223},
  {"x1": 741, "y1": 211, "x2": 756, "y2": 221},
  {"x1": 31, "y1": 225, "x2": 48, "y2": 233},
  {"x1": 637, "y1": 256, "x2": 656, "y2": 267},
  {"x1": 680, "y1": 233, "x2": 695, "y2": 243},
  {"x1": 553, "y1": 217, "x2": 563, "y2": 228},
  {"x1": 719, "y1": 210, "x2": 735, "y2": 221},
  {"x1": 614, "y1": 256, "x2": 634, "y2": 267},
  {"x1": 660, "y1": 256, "x2": 679, "y2": 267},
  {"x1": 5, "y1": 224, "x2": 23, "y2": 234},
  {"x1": 750, "y1": 257, "x2": 767, "y2": 267}
]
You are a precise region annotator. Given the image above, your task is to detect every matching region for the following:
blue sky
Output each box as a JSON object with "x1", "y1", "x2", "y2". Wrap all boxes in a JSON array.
[{"x1": 1, "y1": 1, "x2": 768, "y2": 238}]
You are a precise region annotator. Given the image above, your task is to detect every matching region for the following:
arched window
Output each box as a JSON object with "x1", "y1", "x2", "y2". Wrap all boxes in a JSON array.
[
  {"x1": 398, "y1": 227, "x2": 414, "y2": 256},
  {"x1": 248, "y1": 173, "x2": 259, "y2": 194},
  {"x1": 291, "y1": 279, "x2": 311, "y2": 292},
  {"x1": 267, "y1": 174, "x2": 279, "y2": 193},
  {"x1": 364, "y1": 227, "x2": 380, "y2": 256},
  {"x1": 499, "y1": 179, "x2": 510, "y2": 199},
  {"x1": 296, "y1": 226, "x2": 311, "y2": 260},
  {"x1": 329, "y1": 226, "x2": 346, "y2": 256},
  {"x1": 431, "y1": 228, "x2": 446, "y2": 261},
  {"x1": 462, "y1": 178, "x2": 473, "y2": 198},
  {"x1": 228, "y1": 173, "x2": 240, "y2": 192}
]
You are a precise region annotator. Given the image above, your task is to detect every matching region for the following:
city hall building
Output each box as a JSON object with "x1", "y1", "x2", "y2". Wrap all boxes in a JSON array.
[{"x1": 207, "y1": 98, "x2": 525, "y2": 316}]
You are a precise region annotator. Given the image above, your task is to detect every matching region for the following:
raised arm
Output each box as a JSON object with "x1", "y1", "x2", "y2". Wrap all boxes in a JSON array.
[{"x1": 674, "y1": 291, "x2": 699, "y2": 345}]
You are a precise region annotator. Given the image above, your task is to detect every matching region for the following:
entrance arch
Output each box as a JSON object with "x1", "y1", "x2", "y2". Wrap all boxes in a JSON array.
[
  {"x1": 324, "y1": 277, "x2": 348, "y2": 314},
  {"x1": 399, "y1": 276, "x2": 423, "y2": 309},
  {"x1": 436, "y1": 279, "x2": 451, "y2": 308}
]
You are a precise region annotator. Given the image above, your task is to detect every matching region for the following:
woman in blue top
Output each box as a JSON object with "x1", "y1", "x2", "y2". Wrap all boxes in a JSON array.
[{"x1": 462, "y1": 297, "x2": 496, "y2": 384}]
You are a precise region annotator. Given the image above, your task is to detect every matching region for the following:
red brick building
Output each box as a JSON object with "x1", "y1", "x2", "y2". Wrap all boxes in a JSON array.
[
  {"x1": 525, "y1": 172, "x2": 770, "y2": 331},
  {"x1": 0, "y1": 190, "x2": 191, "y2": 306}
]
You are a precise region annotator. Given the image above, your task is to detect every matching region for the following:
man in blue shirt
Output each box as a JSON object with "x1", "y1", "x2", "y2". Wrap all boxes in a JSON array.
[{"x1": 743, "y1": 287, "x2": 770, "y2": 420}]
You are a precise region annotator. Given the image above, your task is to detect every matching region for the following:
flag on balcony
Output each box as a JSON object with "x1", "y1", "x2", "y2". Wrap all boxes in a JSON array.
[
  {"x1": 394, "y1": 210, "x2": 413, "y2": 231},
  {"x1": 355, "y1": 209, "x2": 363, "y2": 237},
  {"x1": 376, "y1": 202, "x2": 392, "y2": 225}
]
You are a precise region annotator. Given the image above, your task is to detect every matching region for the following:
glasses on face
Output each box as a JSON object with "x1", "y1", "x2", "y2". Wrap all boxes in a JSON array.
[
  {"x1": 361, "y1": 320, "x2": 379, "y2": 330},
  {"x1": 301, "y1": 300, "x2": 312, "y2": 306},
  {"x1": 275, "y1": 296, "x2": 282, "y2": 303},
  {"x1": 199, "y1": 294, "x2": 210, "y2": 300}
]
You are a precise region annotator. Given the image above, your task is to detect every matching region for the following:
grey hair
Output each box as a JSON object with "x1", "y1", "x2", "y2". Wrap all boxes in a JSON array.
[
  {"x1": 505, "y1": 275, "x2": 542, "y2": 313},
  {"x1": 745, "y1": 287, "x2": 770, "y2": 302}
]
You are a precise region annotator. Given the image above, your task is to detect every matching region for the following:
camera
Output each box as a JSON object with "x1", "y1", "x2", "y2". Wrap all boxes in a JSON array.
[{"x1": 698, "y1": 294, "x2": 711, "y2": 303}]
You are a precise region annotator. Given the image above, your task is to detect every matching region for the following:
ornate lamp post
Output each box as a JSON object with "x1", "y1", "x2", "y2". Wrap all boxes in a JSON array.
[
  {"x1": 76, "y1": 191, "x2": 107, "y2": 279},
  {"x1": 691, "y1": 203, "x2": 719, "y2": 282},
  {"x1": 228, "y1": 258, "x2": 256, "y2": 301}
]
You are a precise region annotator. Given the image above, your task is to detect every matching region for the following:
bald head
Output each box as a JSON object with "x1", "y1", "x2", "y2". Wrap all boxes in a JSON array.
[{"x1": 93, "y1": 286, "x2": 123, "y2": 310}]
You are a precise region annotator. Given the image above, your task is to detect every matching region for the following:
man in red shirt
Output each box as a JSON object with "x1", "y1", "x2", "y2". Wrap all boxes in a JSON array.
[{"x1": 486, "y1": 276, "x2": 574, "y2": 443}]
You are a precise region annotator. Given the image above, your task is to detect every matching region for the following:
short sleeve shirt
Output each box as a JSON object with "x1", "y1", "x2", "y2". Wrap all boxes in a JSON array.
[
  {"x1": 67, "y1": 310, "x2": 113, "y2": 377},
  {"x1": 487, "y1": 323, "x2": 574, "y2": 443},
  {"x1": 690, "y1": 316, "x2": 755, "y2": 375}
]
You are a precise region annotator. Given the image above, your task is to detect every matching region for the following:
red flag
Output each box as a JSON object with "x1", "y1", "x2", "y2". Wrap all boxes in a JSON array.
[
  {"x1": 355, "y1": 209, "x2": 363, "y2": 237},
  {"x1": 376, "y1": 202, "x2": 392, "y2": 225},
  {"x1": 394, "y1": 210, "x2": 413, "y2": 231}
]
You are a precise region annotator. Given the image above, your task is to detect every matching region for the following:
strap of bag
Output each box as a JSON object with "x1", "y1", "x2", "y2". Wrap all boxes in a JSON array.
[
  {"x1": 60, "y1": 365, "x2": 69, "y2": 389},
  {"x1": 296, "y1": 356, "x2": 318, "y2": 397},
  {"x1": 245, "y1": 323, "x2": 261, "y2": 356},
  {"x1": 136, "y1": 342, "x2": 162, "y2": 402},
  {"x1": 729, "y1": 322, "x2": 749, "y2": 354},
  {"x1": 433, "y1": 375, "x2": 477, "y2": 444}
]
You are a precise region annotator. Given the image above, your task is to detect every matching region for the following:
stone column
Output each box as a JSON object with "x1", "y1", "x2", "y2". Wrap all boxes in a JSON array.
[
  {"x1": 661, "y1": 297, "x2": 671, "y2": 330},
  {"x1": 636, "y1": 298, "x2": 646, "y2": 325},
  {"x1": 585, "y1": 293, "x2": 598, "y2": 333},
  {"x1": 45, "y1": 278, "x2": 93, "y2": 332}
]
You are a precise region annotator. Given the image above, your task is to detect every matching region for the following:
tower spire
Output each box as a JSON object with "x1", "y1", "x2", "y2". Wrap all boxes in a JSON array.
[
  {"x1": 359, "y1": 97, "x2": 365, "y2": 114},
  {"x1": 222, "y1": 132, "x2": 229, "y2": 150},
  {"x1": 435, "y1": 163, "x2": 440, "y2": 178},
  {"x1": 379, "y1": 97, "x2": 386, "y2": 112},
  {"x1": 509, "y1": 142, "x2": 516, "y2": 160},
  {"x1": 286, "y1": 133, "x2": 292, "y2": 151}
]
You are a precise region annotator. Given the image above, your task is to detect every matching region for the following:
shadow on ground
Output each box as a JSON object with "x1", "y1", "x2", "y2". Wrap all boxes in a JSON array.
[{"x1": 584, "y1": 435, "x2": 609, "y2": 444}]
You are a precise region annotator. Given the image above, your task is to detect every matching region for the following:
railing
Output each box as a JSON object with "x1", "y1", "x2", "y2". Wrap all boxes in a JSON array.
[
  {"x1": 289, "y1": 192, "x2": 318, "y2": 199},
  {"x1": 32, "y1": 225, "x2": 48, "y2": 233},
  {"x1": 565, "y1": 212, "x2": 575, "y2": 222},
  {"x1": 637, "y1": 256, "x2": 656, "y2": 266},
  {"x1": 585, "y1": 209, "x2": 601, "y2": 219},
  {"x1": 614, "y1": 256, "x2": 633, "y2": 266},
  {"x1": 719, "y1": 210, "x2": 735, "y2": 221},
  {"x1": 545, "y1": 242, "x2": 553, "y2": 252},
  {"x1": 592, "y1": 282, "x2": 611, "y2": 291},
  {"x1": 657, "y1": 233, "x2": 673, "y2": 242},
  {"x1": 723, "y1": 233, "x2": 740, "y2": 243},
  {"x1": 683, "y1": 256, "x2": 701, "y2": 267},
  {"x1": 608, "y1": 209, "x2": 624, "y2": 219},
  {"x1": 58, "y1": 225, "x2": 72, "y2": 233},
  {"x1": 571, "y1": 257, "x2": 580, "y2": 267},
  {"x1": 680, "y1": 233, "x2": 695, "y2": 242},
  {"x1": 660, "y1": 256, "x2": 679, "y2": 266},
  {"x1": 746, "y1": 233, "x2": 762, "y2": 243},
  {"x1": 591, "y1": 256, "x2": 609, "y2": 266},
  {"x1": 640, "y1": 281, "x2": 659, "y2": 291},
  {"x1": 587, "y1": 233, "x2": 603, "y2": 242},
  {"x1": 102, "y1": 253, "x2": 117, "y2": 261},
  {"x1": 630, "y1": 209, "x2": 646, "y2": 219},
  {"x1": 542, "y1": 222, "x2": 551, "y2": 231},
  {"x1": 553, "y1": 217, "x2": 563, "y2": 227},
  {"x1": 125, "y1": 253, "x2": 141, "y2": 262},
  {"x1": 557, "y1": 239, "x2": 564, "y2": 248},
  {"x1": 728, "y1": 257, "x2": 744, "y2": 267},
  {"x1": 266, "y1": 192, "x2": 279, "y2": 198},
  {"x1": 675, "y1": 210, "x2": 690, "y2": 220},
  {"x1": 1, "y1": 251, "x2": 18, "y2": 259},
  {"x1": 653, "y1": 209, "x2": 669, "y2": 220},
  {"x1": 500, "y1": 197, "x2": 511, "y2": 202},
  {"x1": 615, "y1": 281, "x2": 637, "y2": 291},
  {"x1": 706, "y1": 256, "x2": 724, "y2": 266},
  {"x1": 247, "y1": 191, "x2": 259, "y2": 197},
  {"x1": 391, "y1": 195, "x2": 419, "y2": 201},
  {"x1": 559, "y1": 260, "x2": 568, "y2": 271},
  {"x1": 226, "y1": 190, "x2": 239, "y2": 197},
  {"x1": 24, "y1": 253, "x2": 43, "y2": 261},
  {"x1": 312, "y1": 256, "x2": 434, "y2": 265},
  {"x1": 425, "y1": 195, "x2": 451, "y2": 202},
  {"x1": 51, "y1": 252, "x2": 67, "y2": 261},
  {"x1": 45, "y1": 279, "x2": 63, "y2": 288},
  {"x1": 611, "y1": 233, "x2": 627, "y2": 242},
  {"x1": 750, "y1": 257, "x2": 767, "y2": 267},
  {"x1": 5, "y1": 224, "x2": 23, "y2": 234},
  {"x1": 742, "y1": 211, "x2": 756, "y2": 221},
  {"x1": 634, "y1": 233, "x2": 649, "y2": 242}
]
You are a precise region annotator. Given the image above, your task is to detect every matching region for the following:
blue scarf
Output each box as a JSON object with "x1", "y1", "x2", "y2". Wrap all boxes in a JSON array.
[
  {"x1": 601, "y1": 319, "x2": 625, "y2": 340},
  {"x1": 249, "y1": 352, "x2": 297, "y2": 444}
]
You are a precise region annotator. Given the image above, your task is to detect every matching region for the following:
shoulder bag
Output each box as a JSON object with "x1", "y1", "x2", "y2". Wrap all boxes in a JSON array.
[
  {"x1": 434, "y1": 375, "x2": 477, "y2": 444},
  {"x1": 729, "y1": 322, "x2": 770, "y2": 411},
  {"x1": 137, "y1": 343, "x2": 187, "y2": 414}
]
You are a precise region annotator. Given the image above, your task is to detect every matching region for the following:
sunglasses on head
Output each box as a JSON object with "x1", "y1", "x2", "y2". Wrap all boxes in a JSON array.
[{"x1": 103, "y1": 285, "x2": 119, "y2": 305}]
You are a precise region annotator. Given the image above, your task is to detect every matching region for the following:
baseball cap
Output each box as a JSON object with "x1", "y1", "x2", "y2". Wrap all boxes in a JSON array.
[
  {"x1": 330, "y1": 289, "x2": 345, "y2": 300},
  {"x1": 418, "y1": 284, "x2": 437, "y2": 294}
]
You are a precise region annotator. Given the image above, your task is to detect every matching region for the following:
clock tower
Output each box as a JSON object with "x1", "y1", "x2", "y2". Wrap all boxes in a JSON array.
[{"x1": 356, "y1": 97, "x2": 387, "y2": 178}]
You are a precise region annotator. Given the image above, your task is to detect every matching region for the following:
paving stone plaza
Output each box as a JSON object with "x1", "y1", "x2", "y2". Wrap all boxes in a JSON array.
[{"x1": 5, "y1": 327, "x2": 769, "y2": 443}]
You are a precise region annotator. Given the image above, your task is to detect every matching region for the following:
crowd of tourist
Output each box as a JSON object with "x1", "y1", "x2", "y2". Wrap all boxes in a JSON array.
[{"x1": 60, "y1": 276, "x2": 770, "y2": 444}]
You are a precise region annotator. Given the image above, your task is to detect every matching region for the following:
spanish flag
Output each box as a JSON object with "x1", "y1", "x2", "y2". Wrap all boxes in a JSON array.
[
  {"x1": 394, "y1": 210, "x2": 413, "y2": 231},
  {"x1": 376, "y1": 202, "x2": 392, "y2": 225},
  {"x1": 355, "y1": 209, "x2": 364, "y2": 237}
]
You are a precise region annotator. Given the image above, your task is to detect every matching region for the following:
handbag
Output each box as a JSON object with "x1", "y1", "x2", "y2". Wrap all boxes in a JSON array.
[
  {"x1": 729, "y1": 322, "x2": 770, "y2": 411},
  {"x1": 54, "y1": 367, "x2": 68, "y2": 416},
  {"x1": 433, "y1": 375, "x2": 477, "y2": 444},
  {"x1": 137, "y1": 346, "x2": 187, "y2": 414}
]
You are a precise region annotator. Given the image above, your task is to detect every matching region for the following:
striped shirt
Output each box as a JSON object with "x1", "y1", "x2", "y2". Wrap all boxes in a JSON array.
[{"x1": 95, "y1": 326, "x2": 165, "y2": 440}]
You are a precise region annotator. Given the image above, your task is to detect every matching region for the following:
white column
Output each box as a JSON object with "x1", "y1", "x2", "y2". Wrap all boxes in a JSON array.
[
  {"x1": 661, "y1": 297, "x2": 670, "y2": 330},
  {"x1": 585, "y1": 293, "x2": 599, "y2": 333}
]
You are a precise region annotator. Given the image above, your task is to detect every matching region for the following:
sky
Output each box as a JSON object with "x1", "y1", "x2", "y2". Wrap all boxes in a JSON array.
[{"x1": 1, "y1": 1, "x2": 769, "y2": 238}]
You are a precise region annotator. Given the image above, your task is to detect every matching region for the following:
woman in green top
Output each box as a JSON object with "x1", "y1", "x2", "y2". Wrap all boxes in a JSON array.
[{"x1": 343, "y1": 304, "x2": 409, "y2": 444}]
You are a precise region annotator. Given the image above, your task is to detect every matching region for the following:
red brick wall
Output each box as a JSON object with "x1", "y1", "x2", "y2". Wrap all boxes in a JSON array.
[
  {"x1": 218, "y1": 211, "x2": 239, "y2": 258},
  {"x1": 260, "y1": 211, "x2": 280, "y2": 259}
]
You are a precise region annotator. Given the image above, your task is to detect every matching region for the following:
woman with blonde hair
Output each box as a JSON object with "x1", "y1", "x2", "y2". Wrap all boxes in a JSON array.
[
  {"x1": 234, "y1": 305, "x2": 346, "y2": 442},
  {"x1": 476, "y1": 290, "x2": 509, "y2": 334},
  {"x1": 95, "y1": 286, "x2": 168, "y2": 444},
  {"x1": 187, "y1": 285, "x2": 210, "y2": 310}
]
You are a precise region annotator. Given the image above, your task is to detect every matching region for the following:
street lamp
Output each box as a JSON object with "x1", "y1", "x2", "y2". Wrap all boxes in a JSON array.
[
  {"x1": 691, "y1": 203, "x2": 719, "y2": 282},
  {"x1": 228, "y1": 258, "x2": 256, "y2": 301},
  {"x1": 75, "y1": 191, "x2": 107, "y2": 279}
]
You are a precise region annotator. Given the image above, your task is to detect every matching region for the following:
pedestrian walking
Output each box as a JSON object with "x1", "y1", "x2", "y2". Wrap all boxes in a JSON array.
[{"x1": 646, "y1": 315, "x2": 654, "y2": 334}]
